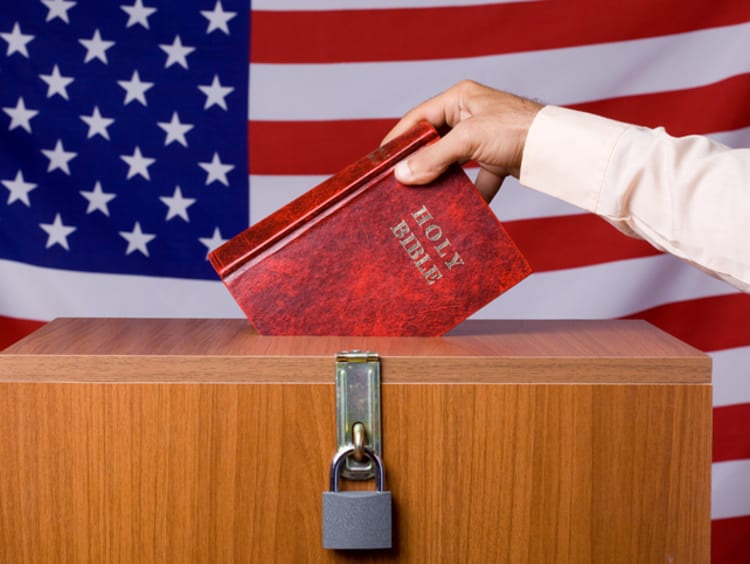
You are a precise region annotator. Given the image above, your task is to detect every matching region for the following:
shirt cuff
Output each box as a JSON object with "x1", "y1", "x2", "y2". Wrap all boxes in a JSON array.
[{"x1": 519, "y1": 105, "x2": 630, "y2": 214}]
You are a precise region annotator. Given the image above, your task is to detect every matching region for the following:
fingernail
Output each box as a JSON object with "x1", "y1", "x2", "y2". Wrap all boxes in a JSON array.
[{"x1": 395, "y1": 160, "x2": 413, "y2": 183}]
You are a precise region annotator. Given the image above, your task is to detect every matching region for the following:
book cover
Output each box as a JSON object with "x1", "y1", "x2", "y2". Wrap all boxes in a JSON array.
[{"x1": 209, "y1": 121, "x2": 531, "y2": 336}]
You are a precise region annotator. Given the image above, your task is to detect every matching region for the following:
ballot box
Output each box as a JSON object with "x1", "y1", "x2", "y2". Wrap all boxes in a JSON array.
[{"x1": 0, "y1": 318, "x2": 711, "y2": 563}]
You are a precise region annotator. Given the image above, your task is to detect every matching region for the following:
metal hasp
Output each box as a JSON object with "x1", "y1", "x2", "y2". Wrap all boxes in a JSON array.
[{"x1": 335, "y1": 350, "x2": 382, "y2": 480}]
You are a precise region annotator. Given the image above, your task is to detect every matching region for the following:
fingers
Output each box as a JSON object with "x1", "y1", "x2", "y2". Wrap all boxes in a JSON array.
[
  {"x1": 394, "y1": 137, "x2": 505, "y2": 203},
  {"x1": 474, "y1": 167, "x2": 505, "y2": 203},
  {"x1": 382, "y1": 115, "x2": 430, "y2": 147},
  {"x1": 385, "y1": 80, "x2": 541, "y2": 194},
  {"x1": 393, "y1": 126, "x2": 472, "y2": 185},
  {"x1": 381, "y1": 84, "x2": 464, "y2": 145},
  {"x1": 393, "y1": 150, "x2": 444, "y2": 185}
]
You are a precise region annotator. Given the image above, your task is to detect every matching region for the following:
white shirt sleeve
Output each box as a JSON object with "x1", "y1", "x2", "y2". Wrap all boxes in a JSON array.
[{"x1": 519, "y1": 105, "x2": 750, "y2": 293}]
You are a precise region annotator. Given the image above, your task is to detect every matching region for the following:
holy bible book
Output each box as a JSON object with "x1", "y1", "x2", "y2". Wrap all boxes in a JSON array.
[{"x1": 209, "y1": 121, "x2": 531, "y2": 336}]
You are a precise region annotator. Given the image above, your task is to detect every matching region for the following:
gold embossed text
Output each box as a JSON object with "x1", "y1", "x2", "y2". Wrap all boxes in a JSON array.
[{"x1": 390, "y1": 205, "x2": 464, "y2": 285}]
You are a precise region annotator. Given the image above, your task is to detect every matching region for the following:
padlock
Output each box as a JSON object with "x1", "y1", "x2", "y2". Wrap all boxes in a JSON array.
[{"x1": 322, "y1": 445, "x2": 392, "y2": 550}]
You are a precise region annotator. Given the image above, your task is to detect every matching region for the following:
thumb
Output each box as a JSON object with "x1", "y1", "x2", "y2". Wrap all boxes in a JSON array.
[{"x1": 393, "y1": 134, "x2": 466, "y2": 185}]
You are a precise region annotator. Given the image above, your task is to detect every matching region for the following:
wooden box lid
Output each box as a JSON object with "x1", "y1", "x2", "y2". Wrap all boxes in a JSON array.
[{"x1": 0, "y1": 318, "x2": 710, "y2": 384}]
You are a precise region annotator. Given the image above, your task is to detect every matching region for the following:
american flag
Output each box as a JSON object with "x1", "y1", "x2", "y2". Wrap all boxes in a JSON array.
[
  {"x1": 0, "y1": 0, "x2": 248, "y2": 334},
  {"x1": 1, "y1": 1, "x2": 749, "y2": 560}
]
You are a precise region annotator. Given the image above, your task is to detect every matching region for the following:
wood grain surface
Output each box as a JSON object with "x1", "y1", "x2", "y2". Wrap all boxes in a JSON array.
[
  {"x1": 1, "y1": 317, "x2": 710, "y2": 384},
  {"x1": 0, "y1": 319, "x2": 711, "y2": 563}
]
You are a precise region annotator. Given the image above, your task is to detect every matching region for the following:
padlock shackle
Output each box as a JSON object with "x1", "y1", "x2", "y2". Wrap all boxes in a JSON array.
[{"x1": 330, "y1": 446, "x2": 385, "y2": 492}]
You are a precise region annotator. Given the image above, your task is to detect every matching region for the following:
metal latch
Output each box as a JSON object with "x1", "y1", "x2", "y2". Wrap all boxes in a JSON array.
[{"x1": 335, "y1": 351, "x2": 382, "y2": 480}]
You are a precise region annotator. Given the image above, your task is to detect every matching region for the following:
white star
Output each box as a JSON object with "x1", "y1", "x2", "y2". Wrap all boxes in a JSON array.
[
  {"x1": 121, "y1": 0, "x2": 157, "y2": 29},
  {"x1": 198, "y1": 75, "x2": 234, "y2": 110},
  {"x1": 3, "y1": 97, "x2": 39, "y2": 133},
  {"x1": 1, "y1": 22, "x2": 34, "y2": 58},
  {"x1": 157, "y1": 112, "x2": 193, "y2": 147},
  {"x1": 120, "y1": 146, "x2": 155, "y2": 180},
  {"x1": 2, "y1": 170, "x2": 37, "y2": 206},
  {"x1": 117, "y1": 70, "x2": 153, "y2": 106},
  {"x1": 119, "y1": 222, "x2": 155, "y2": 256},
  {"x1": 42, "y1": 0, "x2": 77, "y2": 23},
  {"x1": 199, "y1": 227, "x2": 227, "y2": 258},
  {"x1": 41, "y1": 139, "x2": 77, "y2": 175},
  {"x1": 80, "y1": 106, "x2": 114, "y2": 140},
  {"x1": 198, "y1": 152, "x2": 234, "y2": 186},
  {"x1": 159, "y1": 35, "x2": 195, "y2": 69},
  {"x1": 40, "y1": 213, "x2": 76, "y2": 250},
  {"x1": 80, "y1": 181, "x2": 116, "y2": 215},
  {"x1": 201, "y1": 1, "x2": 236, "y2": 35},
  {"x1": 160, "y1": 185, "x2": 196, "y2": 221},
  {"x1": 79, "y1": 29, "x2": 114, "y2": 63},
  {"x1": 40, "y1": 64, "x2": 74, "y2": 100}
]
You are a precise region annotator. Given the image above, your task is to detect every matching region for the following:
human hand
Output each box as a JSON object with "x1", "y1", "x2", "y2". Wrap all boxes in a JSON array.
[{"x1": 382, "y1": 80, "x2": 543, "y2": 201}]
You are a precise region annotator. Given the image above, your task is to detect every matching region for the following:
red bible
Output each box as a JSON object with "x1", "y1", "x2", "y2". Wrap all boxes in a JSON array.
[{"x1": 209, "y1": 121, "x2": 531, "y2": 336}]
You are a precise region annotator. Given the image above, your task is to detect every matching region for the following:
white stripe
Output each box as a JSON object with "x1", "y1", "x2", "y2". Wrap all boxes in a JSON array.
[
  {"x1": 249, "y1": 22, "x2": 750, "y2": 120},
  {"x1": 709, "y1": 125, "x2": 750, "y2": 149},
  {"x1": 712, "y1": 459, "x2": 750, "y2": 520},
  {"x1": 712, "y1": 347, "x2": 750, "y2": 407},
  {"x1": 492, "y1": 176, "x2": 586, "y2": 221},
  {"x1": 252, "y1": 0, "x2": 538, "y2": 9},
  {"x1": 471, "y1": 254, "x2": 737, "y2": 320},
  {"x1": 250, "y1": 174, "x2": 329, "y2": 224},
  {"x1": 1, "y1": 254, "x2": 735, "y2": 324},
  {"x1": 0, "y1": 259, "x2": 243, "y2": 320},
  {"x1": 248, "y1": 173, "x2": 584, "y2": 224}
]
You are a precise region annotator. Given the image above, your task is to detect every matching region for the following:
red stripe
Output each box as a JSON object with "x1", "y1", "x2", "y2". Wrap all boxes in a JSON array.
[
  {"x1": 571, "y1": 73, "x2": 750, "y2": 137},
  {"x1": 248, "y1": 76, "x2": 750, "y2": 176},
  {"x1": 250, "y1": 2, "x2": 750, "y2": 63},
  {"x1": 505, "y1": 214, "x2": 660, "y2": 272},
  {"x1": 623, "y1": 294, "x2": 750, "y2": 352},
  {"x1": 0, "y1": 316, "x2": 45, "y2": 351},
  {"x1": 712, "y1": 515, "x2": 750, "y2": 563},
  {"x1": 249, "y1": 119, "x2": 394, "y2": 176},
  {"x1": 714, "y1": 403, "x2": 750, "y2": 463}
]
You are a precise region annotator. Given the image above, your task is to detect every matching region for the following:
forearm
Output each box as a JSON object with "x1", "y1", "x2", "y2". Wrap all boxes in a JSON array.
[{"x1": 520, "y1": 105, "x2": 750, "y2": 292}]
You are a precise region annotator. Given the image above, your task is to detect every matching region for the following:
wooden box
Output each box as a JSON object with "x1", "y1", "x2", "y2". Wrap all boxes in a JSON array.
[{"x1": 0, "y1": 318, "x2": 711, "y2": 563}]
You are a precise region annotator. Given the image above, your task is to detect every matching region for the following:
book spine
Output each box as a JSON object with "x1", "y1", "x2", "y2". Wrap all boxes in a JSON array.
[{"x1": 209, "y1": 121, "x2": 438, "y2": 278}]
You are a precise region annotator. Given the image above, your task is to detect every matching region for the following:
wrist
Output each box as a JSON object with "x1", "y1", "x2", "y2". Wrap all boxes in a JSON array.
[{"x1": 512, "y1": 99, "x2": 544, "y2": 178}]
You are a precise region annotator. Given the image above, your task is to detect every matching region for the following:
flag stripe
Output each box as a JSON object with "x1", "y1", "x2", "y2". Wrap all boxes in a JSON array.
[
  {"x1": 712, "y1": 347, "x2": 750, "y2": 407},
  {"x1": 0, "y1": 255, "x2": 742, "y2": 342},
  {"x1": 712, "y1": 515, "x2": 750, "y2": 562},
  {"x1": 472, "y1": 255, "x2": 736, "y2": 320},
  {"x1": 504, "y1": 215, "x2": 661, "y2": 272},
  {"x1": 0, "y1": 316, "x2": 45, "y2": 351},
  {"x1": 249, "y1": 119, "x2": 391, "y2": 176},
  {"x1": 249, "y1": 3, "x2": 750, "y2": 63},
  {"x1": 0, "y1": 259, "x2": 241, "y2": 320},
  {"x1": 571, "y1": 73, "x2": 750, "y2": 136},
  {"x1": 252, "y1": 1, "x2": 555, "y2": 11},
  {"x1": 248, "y1": 76, "x2": 750, "y2": 176},
  {"x1": 714, "y1": 403, "x2": 750, "y2": 463},
  {"x1": 712, "y1": 460, "x2": 750, "y2": 519},
  {"x1": 706, "y1": 125, "x2": 750, "y2": 150},
  {"x1": 248, "y1": 22, "x2": 750, "y2": 121},
  {"x1": 624, "y1": 294, "x2": 750, "y2": 352}
]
